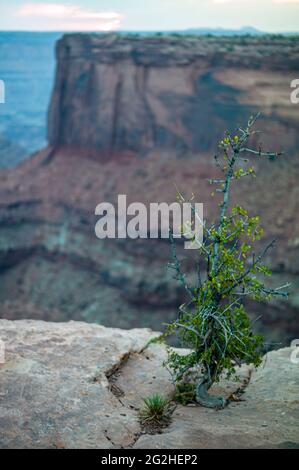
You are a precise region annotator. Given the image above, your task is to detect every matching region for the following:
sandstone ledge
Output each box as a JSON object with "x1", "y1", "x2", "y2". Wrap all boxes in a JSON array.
[{"x1": 0, "y1": 320, "x2": 298, "y2": 449}]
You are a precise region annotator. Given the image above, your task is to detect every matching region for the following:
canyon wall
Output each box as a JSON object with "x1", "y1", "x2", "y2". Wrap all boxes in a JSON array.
[
  {"x1": 0, "y1": 34, "x2": 299, "y2": 344},
  {"x1": 48, "y1": 34, "x2": 299, "y2": 157}
]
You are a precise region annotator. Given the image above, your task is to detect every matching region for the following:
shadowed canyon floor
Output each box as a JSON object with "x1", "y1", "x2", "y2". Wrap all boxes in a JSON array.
[
  {"x1": 0, "y1": 144, "x2": 298, "y2": 344},
  {"x1": 0, "y1": 320, "x2": 298, "y2": 449}
]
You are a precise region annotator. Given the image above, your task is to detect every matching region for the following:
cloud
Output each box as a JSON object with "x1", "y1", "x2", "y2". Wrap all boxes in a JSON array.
[
  {"x1": 212, "y1": 0, "x2": 251, "y2": 3},
  {"x1": 273, "y1": 0, "x2": 299, "y2": 3},
  {"x1": 17, "y1": 3, "x2": 123, "y2": 31},
  {"x1": 213, "y1": 0, "x2": 299, "y2": 3}
]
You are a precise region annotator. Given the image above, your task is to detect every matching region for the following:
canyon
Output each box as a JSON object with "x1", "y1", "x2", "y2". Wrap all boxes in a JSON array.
[{"x1": 0, "y1": 34, "x2": 299, "y2": 344}]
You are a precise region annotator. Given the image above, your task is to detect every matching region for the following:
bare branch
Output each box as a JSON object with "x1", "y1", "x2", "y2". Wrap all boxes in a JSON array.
[
  {"x1": 168, "y1": 230, "x2": 194, "y2": 300},
  {"x1": 240, "y1": 147, "x2": 283, "y2": 158}
]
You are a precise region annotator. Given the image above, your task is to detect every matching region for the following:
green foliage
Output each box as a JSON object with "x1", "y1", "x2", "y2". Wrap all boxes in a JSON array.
[
  {"x1": 163, "y1": 115, "x2": 289, "y2": 407},
  {"x1": 173, "y1": 382, "x2": 196, "y2": 405},
  {"x1": 139, "y1": 394, "x2": 174, "y2": 425}
]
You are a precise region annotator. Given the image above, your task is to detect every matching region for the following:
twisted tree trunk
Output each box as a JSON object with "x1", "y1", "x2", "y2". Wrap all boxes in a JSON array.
[{"x1": 195, "y1": 372, "x2": 227, "y2": 409}]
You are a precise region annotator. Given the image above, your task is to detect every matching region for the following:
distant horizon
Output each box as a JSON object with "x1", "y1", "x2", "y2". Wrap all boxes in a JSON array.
[{"x1": 0, "y1": 25, "x2": 299, "y2": 34}]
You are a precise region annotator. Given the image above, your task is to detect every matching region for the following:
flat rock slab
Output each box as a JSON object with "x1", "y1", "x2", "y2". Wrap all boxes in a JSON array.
[
  {"x1": 0, "y1": 320, "x2": 298, "y2": 449},
  {"x1": 115, "y1": 343, "x2": 252, "y2": 409},
  {"x1": 134, "y1": 347, "x2": 299, "y2": 449},
  {"x1": 0, "y1": 319, "x2": 156, "y2": 448}
]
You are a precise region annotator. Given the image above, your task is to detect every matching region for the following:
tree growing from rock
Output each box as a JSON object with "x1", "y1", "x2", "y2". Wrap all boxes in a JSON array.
[{"x1": 163, "y1": 114, "x2": 289, "y2": 409}]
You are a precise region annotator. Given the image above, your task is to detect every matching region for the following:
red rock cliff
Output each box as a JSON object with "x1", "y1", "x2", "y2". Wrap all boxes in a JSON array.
[{"x1": 48, "y1": 34, "x2": 299, "y2": 157}]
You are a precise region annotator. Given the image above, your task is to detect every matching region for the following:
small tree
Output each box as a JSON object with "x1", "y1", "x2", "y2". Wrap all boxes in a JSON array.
[{"x1": 163, "y1": 114, "x2": 289, "y2": 409}]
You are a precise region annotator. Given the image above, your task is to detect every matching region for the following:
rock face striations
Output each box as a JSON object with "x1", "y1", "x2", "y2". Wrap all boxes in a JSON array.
[
  {"x1": 48, "y1": 34, "x2": 299, "y2": 157},
  {"x1": 0, "y1": 34, "x2": 299, "y2": 343}
]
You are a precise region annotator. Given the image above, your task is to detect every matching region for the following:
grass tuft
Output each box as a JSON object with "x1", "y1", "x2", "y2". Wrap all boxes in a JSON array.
[{"x1": 139, "y1": 393, "x2": 175, "y2": 427}]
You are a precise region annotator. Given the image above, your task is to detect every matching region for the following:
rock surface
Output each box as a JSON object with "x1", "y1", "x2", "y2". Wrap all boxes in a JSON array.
[
  {"x1": 0, "y1": 320, "x2": 298, "y2": 449},
  {"x1": 135, "y1": 347, "x2": 299, "y2": 449},
  {"x1": 0, "y1": 319, "x2": 156, "y2": 448}
]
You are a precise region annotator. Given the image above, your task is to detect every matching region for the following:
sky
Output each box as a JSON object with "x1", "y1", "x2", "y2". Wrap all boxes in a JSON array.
[{"x1": 0, "y1": 0, "x2": 299, "y2": 32}]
